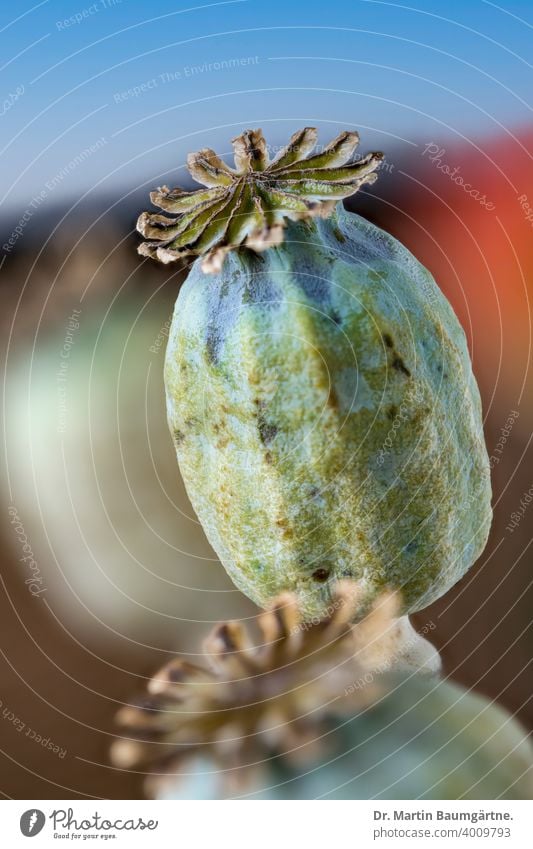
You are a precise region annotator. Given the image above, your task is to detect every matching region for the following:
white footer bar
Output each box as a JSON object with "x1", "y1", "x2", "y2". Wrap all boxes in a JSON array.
[{"x1": 2, "y1": 799, "x2": 530, "y2": 847}]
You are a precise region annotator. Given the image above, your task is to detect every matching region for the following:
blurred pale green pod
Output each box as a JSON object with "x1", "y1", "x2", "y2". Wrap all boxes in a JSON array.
[
  {"x1": 158, "y1": 676, "x2": 532, "y2": 801},
  {"x1": 3, "y1": 299, "x2": 255, "y2": 645}
]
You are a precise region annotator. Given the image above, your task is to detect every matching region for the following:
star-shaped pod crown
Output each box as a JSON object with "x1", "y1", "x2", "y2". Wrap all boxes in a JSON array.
[
  {"x1": 110, "y1": 583, "x2": 400, "y2": 798},
  {"x1": 137, "y1": 127, "x2": 383, "y2": 273}
]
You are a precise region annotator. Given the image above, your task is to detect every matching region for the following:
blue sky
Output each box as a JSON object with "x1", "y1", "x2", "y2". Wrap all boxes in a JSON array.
[{"x1": 1, "y1": 0, "x2": 532, "y2": 212}]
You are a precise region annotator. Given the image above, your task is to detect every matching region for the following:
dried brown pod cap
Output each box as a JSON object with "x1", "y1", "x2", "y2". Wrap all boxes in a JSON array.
[
  {"x1": 110, "y1": 583, "x2": 400, "y2": 797},
  {"x1": 137, "y1": 127, "x2": 383, "y2": 272}
]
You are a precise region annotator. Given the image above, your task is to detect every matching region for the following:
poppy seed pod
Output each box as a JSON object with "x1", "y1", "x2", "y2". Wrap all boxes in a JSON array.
[{"x1": 139, "y1": 127, "x2": 492, "y2": 620}]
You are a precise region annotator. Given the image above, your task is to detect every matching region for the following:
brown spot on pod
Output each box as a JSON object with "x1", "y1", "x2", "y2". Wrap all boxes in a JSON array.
[
  {"x1": 312, "y1": 568, "x2": 331, "y2": 583},
  {"x1": 327, "y1": 387, "x2": 339, "y2": 410},
  {"x1": 392, "y1": 356, "x2": 411, "y2": 377},
  {"x1": 276, "y1": 518, "x2": 294, "y2": 539},
  {"x1": 258, "y1": 417, "x2": 278, "y2": 445}
]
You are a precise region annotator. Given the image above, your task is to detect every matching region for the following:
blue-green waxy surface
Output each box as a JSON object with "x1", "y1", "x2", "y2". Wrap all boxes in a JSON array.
[{"x1": 165, "y1": 204, "x2": 492, "y2": 619}]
